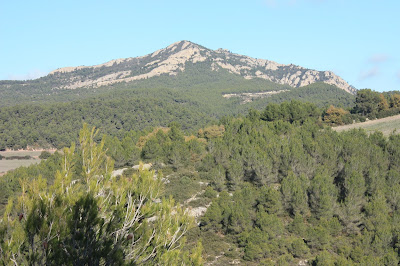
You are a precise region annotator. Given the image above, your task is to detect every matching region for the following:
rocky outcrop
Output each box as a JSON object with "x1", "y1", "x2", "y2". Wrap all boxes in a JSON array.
[
  {"x1": 48, "y1": 41, "x2": 355, "y2": 94},
  {"x1": 223, "y1": 90, "x2": 289, "y2": 104},
  {"x1": 211, "y1": 48, "x2": 355, "y2": 94}
]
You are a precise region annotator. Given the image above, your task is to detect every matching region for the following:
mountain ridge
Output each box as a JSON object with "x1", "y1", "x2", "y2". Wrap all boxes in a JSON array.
[{"x1": 47, "y1": 40, "x2": 356, "y2": 94}]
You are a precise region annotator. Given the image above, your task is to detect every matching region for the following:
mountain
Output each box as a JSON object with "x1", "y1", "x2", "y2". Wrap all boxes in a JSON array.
[
  {"x1": 0, "y1": 41, "x2": 356, "y2": 149},
  {"x1": 3, "y1": 43, "x2": 400, "y2": 266},
  {"x1": 48, "y1": 40, "x2": 355, "y2": 94},
  {"x1": 0, "y1": 40, "x2": 355, "y2": 108}
]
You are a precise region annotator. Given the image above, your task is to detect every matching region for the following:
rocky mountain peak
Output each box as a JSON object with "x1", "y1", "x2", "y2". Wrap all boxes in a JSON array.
[{"x1": 47, "y1": 41, "x2": 355, "y2": 94}]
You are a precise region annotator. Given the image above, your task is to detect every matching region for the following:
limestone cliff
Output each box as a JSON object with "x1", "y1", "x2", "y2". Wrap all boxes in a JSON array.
[{"x1": 49, "y1": 41, "x2": 355, "y2": 94}]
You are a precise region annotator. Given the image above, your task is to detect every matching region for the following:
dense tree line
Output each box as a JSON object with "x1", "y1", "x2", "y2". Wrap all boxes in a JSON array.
[
  {"x1": 0, "y1": 92, "x2": 216, "y2": 150},
  {"x1": 323, "y1": 89, "x2": 400, "y2": 126},
  {"x1": 194, "y1": 102, "x2": 400, "y2": 264}
]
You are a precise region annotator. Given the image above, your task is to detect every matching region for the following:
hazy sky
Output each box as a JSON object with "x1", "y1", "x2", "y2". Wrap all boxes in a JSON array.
[{"x1": 1, "y1": 0, "x2": 399, "y2": 92}]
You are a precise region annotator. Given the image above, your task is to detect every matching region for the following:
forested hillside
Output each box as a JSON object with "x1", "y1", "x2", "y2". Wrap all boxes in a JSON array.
[
  {"x1": 0, "y1": 41, "x2": 357, "y2": 150},
  {"x1": 0, "y1": 72, "x2": 353, "y2": 150},
  {"x1": 2, "y1": 101, "x2": 400, "y2": 264},
  {"x1": 0, "y1": 41, "x2": 355, "y2": 107}
]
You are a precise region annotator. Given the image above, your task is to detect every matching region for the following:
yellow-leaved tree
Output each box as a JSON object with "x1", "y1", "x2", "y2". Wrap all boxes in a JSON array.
[
  {"x1": 0, "y1": 124, "x2": 202, "y2": 265},
  {"x1": 323, "y1": 105, "x2": 349, "y2": 125}
]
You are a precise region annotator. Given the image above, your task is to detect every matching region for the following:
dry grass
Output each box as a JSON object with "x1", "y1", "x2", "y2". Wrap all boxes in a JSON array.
[
  {"x1": 0, "y1": 159, "x2": 41, "y2": 173},
  {"x1": 0, "y1": 150, "x2": 42, "y2": 157},
  {"x1": 0, "y1": 150, "x2": 56, "y2": 174},
  {"x1": 333, "y1": 114, "x2": 400, "y2": 136}
]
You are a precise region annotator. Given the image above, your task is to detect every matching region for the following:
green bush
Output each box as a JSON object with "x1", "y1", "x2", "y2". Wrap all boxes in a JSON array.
[
  {"x1": 276, "y1": 254, "x2": 294, "y2": 266},
  {"x1": 164, "y1": 175, "x2": 201, "y2": 204},
  {"x1": 39, "y1": 150, "x2": 52, "y2": 159},
  {"x1": 289, "y1": 238, "x2": 310, "y2": 258},
  {"x1": 204, "y1": 186, "x2": 218, "y2": 199},
  {"x1": 312, "y1": 250, "x2": 334, "y2": 266},
  {"x1": 244, "y1": 242, "x2": 264, "y2": 261}
]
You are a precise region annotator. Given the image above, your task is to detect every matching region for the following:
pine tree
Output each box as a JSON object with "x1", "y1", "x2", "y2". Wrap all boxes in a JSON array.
[
  {"x1": 309, "y1": 171, "x2": 337, "y2": 219},
  {"x1": 281, "y1": 171, "x2": 309, "y2": 216},
  {"x1": 0, "y1": 124, "x2": 200, "y2": 265}
]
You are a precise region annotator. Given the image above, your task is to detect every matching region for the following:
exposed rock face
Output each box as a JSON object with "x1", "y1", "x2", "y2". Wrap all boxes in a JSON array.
[
  {"x1": 49, "y1": 41, "x2": 355, "y2": 94},
  {"x1": 223, "y1": 90, "x2": 289, "y2": 104}
]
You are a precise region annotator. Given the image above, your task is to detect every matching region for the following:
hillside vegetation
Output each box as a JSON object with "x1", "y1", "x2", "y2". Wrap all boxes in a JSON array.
[
  {"x1": 0, "y1": 64, "x2": 354, "y2": 150},
  {"x1": 0, "y1": 125, "x2": 202, "y2": 265},
  {"x1": 3, "y1": 40, "x2": 400, "y2": 264},
  {"x1": 0, "y1": 80, "x2": 354, "y2": 150},
  {"x1": 2, "y1": 101, "x2": 400, "y2": 264},
  {"x1": 0, "y1": 41, "x2": 358, "y2": 152}
]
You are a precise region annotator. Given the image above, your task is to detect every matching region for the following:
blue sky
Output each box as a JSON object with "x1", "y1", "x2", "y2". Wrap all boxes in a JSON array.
[{"x1": 1, "y1": 0, "x2": 399, "y2": 92}]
